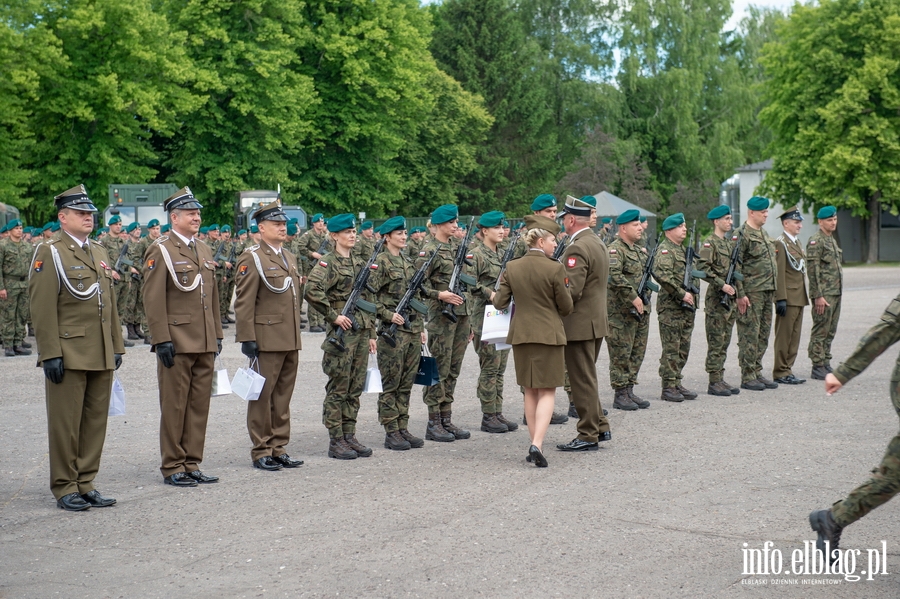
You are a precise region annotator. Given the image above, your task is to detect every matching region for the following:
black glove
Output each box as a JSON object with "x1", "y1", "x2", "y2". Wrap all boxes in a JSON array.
[
  {"x1": 216, "y1": 338, "x2": 223, "y2": 355},
  {"x1": 43, "y1": 357, "x2": 64, "y2": 384},
  {"x1": 775, "y1": 299, "x2": 787, "y2": 317},
  {"x1": 114, "y1": 354, "x2": 123, "y2": 370},
  {"x1": 155, "y1": 342, "x2": 176, "y2": 368},
  {"x1": 241, "y1": 341, "x2": 259, "y2": 358}
]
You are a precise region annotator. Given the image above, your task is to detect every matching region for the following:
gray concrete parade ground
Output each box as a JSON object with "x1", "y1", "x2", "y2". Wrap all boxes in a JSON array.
[{"x1": 1, "y1": 267, "x2": 900, "y2": 598}]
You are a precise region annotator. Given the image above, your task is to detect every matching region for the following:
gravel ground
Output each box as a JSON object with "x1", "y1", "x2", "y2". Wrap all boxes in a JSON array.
[{"x1": 1, "y1": 266, "x2": 899, "y2": 598}]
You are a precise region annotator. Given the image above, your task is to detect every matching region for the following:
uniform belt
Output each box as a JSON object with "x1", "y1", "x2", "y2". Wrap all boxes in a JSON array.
[{"x1": 5, "y1": 275, "x2": 26, "y2": 282}]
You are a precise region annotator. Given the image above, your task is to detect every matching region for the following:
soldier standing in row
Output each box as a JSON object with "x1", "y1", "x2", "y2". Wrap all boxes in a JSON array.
[
  {"x1": 806, "y1": 206, "x2": 843, "y2": 380},
  {"x1": 468, "y1": 211, "x2": 517, "y2": 433},
  {"x1": 354, "y1": 221, "x2": 376, "y2": 258},
  {"x1": 735, "y1": 196, "x2": 779, "y2": 391},
  {"x1": 606, "y1": 209, "x2": 651, "y2": 410},
  {"x1": 102, "y1": 215, "x2": 131, "y2": 341},
  {"x1": 697, "y1": 205, "x2": 741, "y2": 396},
  {"x1": 405, "y1": 226, "x2": 425, "y2": 259},
  {"x1": 772, "y1": 207, "x2": 809, "y2": 385},
  {"x1": 234, "y1": 201, "x2": 304, "y2": 471},
  {"x1": 144, "y1": 187, "x2": 224, "y2": 487},
  {"x1": 416, "y1": 204, "x2": 473, "y2": 443},
  {"x1": 299, "y1": 214, "x2": 330, "y2": 332},
  {"x1": 306, "y1": 214, "x2": 377, "y2": 459},
  {"x1": 370, "y1": 216, "x2": 426, "y2": 450},
  {"x1": 137, "y1": 219, "x2": 161, "y2": 343},
  {"x1": 513, "y1": 194, "x2": 558, "y2": 260},
  {"x1": 123, "y1": 222, "x2": 144, "y2": 341},
  {"x1": 653, "y1": 213, "x2": 699, "y2": 402},
  {"x1": 221, "y1": 225, "x2": 238, "y2": 324},
  {"x1": 30, "y1": 185, "x2": 125, "y2": 510},
  {"x1": 0, "y1": 219, "x2": 33, "y2": 356}
]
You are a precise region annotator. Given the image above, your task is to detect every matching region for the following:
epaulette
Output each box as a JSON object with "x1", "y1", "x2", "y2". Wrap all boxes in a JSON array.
[
  {"x1": 46, "y1": 238, "x2": 60, "y2": 245},
  {"x1": 243, "y1": 244, "x2": 260, "y2": 254},
  {"x1": 152, "y1": 235, "x2": 169, "y2": 246}
]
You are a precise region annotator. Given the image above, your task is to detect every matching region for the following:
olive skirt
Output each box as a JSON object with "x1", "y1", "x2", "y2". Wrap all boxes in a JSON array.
[{"x1": 513, "y1": 343, "x2": 566, "y2": 388}]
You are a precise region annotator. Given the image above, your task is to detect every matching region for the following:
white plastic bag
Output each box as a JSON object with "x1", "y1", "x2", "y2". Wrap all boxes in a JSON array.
[
  {"x1": 231, "y1": 358, "x2": 266, "y2": 401},
  {"x1": 364, "y1": 353, "x2": 383, "y2": 393},
  {"x1": 211, "y1": 356, "x2": 231, "y2": 396},
  {"x1": 481, "y1": 301, "x2": 513, "y2": 345},
  {"x1": 109, "y1": 373, "x2": 126, "y2": 416}
]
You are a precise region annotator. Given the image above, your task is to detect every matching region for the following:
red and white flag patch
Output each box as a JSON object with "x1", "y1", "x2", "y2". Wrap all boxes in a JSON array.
[
  {"x1": 809, "y1": 240, "x2": 817, "y2": 245},
  {"x1": 609, "y1": 248, "x2": 617, "y2": 254},
  {"x1": 567, "y1": 257, "x2": 576, "y2": 268},
  {"x1": 319, "y1": 260, "x2": 328, "y2": 267},
  {"x1": 703, "y1": 242, "x2": 711, "y2": 247},
  {"x1": 661, "y1": 249, "x2": 669, "y2": 254}
]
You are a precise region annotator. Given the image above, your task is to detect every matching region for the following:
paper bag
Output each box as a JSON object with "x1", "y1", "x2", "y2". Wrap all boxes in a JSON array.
[
  {"x1": 363, "y1": 353, "x2": 383, "y2": 393},
  {"x1": 211, "y1": 356, "x2": 231, "y2": 396},
  {"x1": 109, "y1": 374, "x2": 126, "y2": 416},
  {"x1": 414, "y1": 344, "x2": 440, "y2": 386},
  {"x1": 231, "y1": 358, "x2": 266, "y2": 401},
  {"x1": 481, "y1": 302, "x2": 513, "y2": 345}
]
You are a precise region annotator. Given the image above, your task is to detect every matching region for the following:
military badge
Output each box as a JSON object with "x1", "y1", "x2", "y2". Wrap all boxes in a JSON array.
[
  {"x1": 100, "y1": 260, "x2": 109, "y2": 270},
  {"x1": 33, "y1": 260, "x2": 43, "y2": 272},
  {"x1": 661, "y1": 249, "x2": 668, "y2": 254},
  {"x1": 609, "y1": 248, "x2": 617, "y2": 254},
  {"x1": 319, "y1": 261, "x2": 328, "y2": 267},
  {"x1": 809, "y1": 240, "x2": 817, "y2": 245},
  {"x1": 239, "y1": 264, "x2": 248, "y2": 276},
  {"x1": 567, "y1": 257, "x2": 576, "y2": 268},
  {"x1": 146, "y1": 259, "x2": 155, "y2": 270}
]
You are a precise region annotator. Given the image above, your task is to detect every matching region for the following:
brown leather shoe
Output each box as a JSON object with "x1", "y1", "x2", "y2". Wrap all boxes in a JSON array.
[
  {"x1": 384, "y1": 430, "x2": 411, "y2": 450},
  {"x1": 328, "y1": 437, "x2": 357, "y2": 460},
  {"x1": 495, "y1": 412, "x2": 518, "y2": 431},
  {"x1": 707, "y1": 381, "x2": 732, "y2": 397},
  {"x1": 425, "y1": 414, "x2": 455, "y2": 442},
  {"x1": 481, "y1": 413, "x2": 508, "y2": 433},
  {"x1": 398, "y1": 429, "x2": 424, "y2": 448},
  {"x1": 661, "y1": 387, "x2": 685, "y2": 402},
  {"x1": 613, "y1": 388, "x2": 638, "y2": 411}
]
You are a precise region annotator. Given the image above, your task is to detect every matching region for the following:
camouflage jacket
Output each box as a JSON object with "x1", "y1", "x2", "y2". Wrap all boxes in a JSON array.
[
  {"x1": 305, "y1": 251, "x2": 375, "y2": 336},
  {"x1": 735, "y1": 224, "x2": 776, "y2": 295},
  {"x1": 0, "y1": 238, "x2": 34, "y2": 289},
  {"x1": 468, "y1": 242, "x2": 503, "y2": 333},
  {"x1": 806, "y1": 230, "x2": 842, "y2": 298},
  {"x1": 607, "y1": 237, "x2": 646, "y2": 315},
  {"x1": 415, "y1": 237, "x2": 472, "y2": 318},
  {"x1": 834, "y1": 292, "x2": 900, "y2": 385},
  {"x1": 370, "y1": 250, "x2": 424, "y2": 334},
  {"x1": 102, "y1": 235, "x2": 128, "y2": 275},
  {"x1": 653, "y1": 237, "x2": 698, "y2": 313},
  {"x1": 697, "y1": 232, "x2": 738, "y2": 307}
]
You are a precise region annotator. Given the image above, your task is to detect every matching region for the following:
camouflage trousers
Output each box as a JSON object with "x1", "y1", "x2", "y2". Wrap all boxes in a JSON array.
[
  {"x1": 123, "y1": 276, "x2": 144, "y2": 325},
  {"x1": 376, "y1": 330, "x2": 420, "y2": 432},
  {"x1": 657, "y1": 308, "x2": 695, "y2": 388},
  {"x1": 607, "y1": 311, "x2": 649, "y2": 390},
  {"x1": 307, "y1": 298, "x2": 325, "y2": 328},
  {"x1": 472, "y1": 332, "x2": 510, "y2": 414},
  {"x1": 736, "y1": 291, "x2": 774, "y2": 382},
  {"x1": 705, "y1": 300, "x2": 737, "y2": 383},
  {"x1": 114, "y1": 279, "x2": 130, "y2": 322},
  {"x1": 423, "y1": 314, "x2": 469, "y2": 414},
  {"x1": 217, "y1": 272, "x2": 228, "y2": 319},
  {"x1": 832, "y1": 373, "x2": 900, "y2": 527},
  {"x1": 0, "y1": 285, "x2": 28, "y2": 346},
  {"x1": 321, "y1": 326, "x2": 369, "y2": 438},
  {"x1": 808, "y1": 294, "x2": 842, "y2": 366}
]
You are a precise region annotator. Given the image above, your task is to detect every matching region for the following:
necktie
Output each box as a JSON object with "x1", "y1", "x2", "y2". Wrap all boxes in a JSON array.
[
  {"x1": 82, "y1": 242, "x2": 93, "y2": 263},
  {"x1": 188, "y1": 240, "x2": 197, "y2": 259}
]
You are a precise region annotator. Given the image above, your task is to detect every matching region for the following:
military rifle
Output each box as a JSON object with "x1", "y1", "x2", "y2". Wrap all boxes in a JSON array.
[
  {"x1": 681, "y1": 220, "x2": 704, "y2": 312},
  {"x1": 378, "y1": 248, "x2": 439, "y2": 348},
  {"x1": 327, "y1": 237, "x2": 385, "y2": 352},
  {"x1": 315, "y1": 236, "x2": 330, "y2": 256},
  {"x1": 212, "y1": 239, "x2": 227, "y2": 267},
  {"x1": 494, "y1": 229, "x2": 522, "y2": 291},
  {"x1": 719, "y1": 228, "x2": 744, "y2": 308},
  {"x1": 114, "y1": 239, "x2": 132, "y2": 279},
  {"x1": 441, "y1": 217, "x2": 477, "y2": 323},
  {"x1": 552, "y1": 236, "x2": 568, "y2": 261},
  {"x1": 631, "y1": 232, "x2": 662, "y2": 322}
]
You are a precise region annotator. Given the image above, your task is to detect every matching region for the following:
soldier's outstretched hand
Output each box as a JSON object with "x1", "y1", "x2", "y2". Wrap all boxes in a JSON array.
[{"x1": 825, "y1": 373, "x2": 842, "y2": 396}]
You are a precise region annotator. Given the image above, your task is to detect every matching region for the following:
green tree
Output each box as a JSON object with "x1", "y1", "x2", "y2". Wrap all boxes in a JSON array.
[
  {"x1": 18, "y1": 0, "x2": 198, "y2": 224},
  {"x1": 160, "y1": 0, "x2": 318, "y2": 225},
  {"x1": 759, "y1": 0, "x2": 900, "y2": 263},
  {"x1": 431, "y1": 0, "x2": 561, "y2": 215}
]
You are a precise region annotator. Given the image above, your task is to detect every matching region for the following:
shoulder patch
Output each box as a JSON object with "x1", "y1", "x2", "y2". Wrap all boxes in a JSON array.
[
  {"x1": 369, "y1": 263, "x2": 378, "y2": 270},
  {"x1": 33, "y1": 260, "x2": 43, "y2": 272},
  {"x1": 732, "y1": 235, "x2": 738, "y2": 241},
  {"x1": 567, "y1": 257, "x2": 576, "y2": 268},
  {"x1": 319, "y1": 260, "x2": 328, "y2": 267},
  {"x1": 809, "y1": 240, "x2": 816, "y2": 245},
  {"x1": 609, "y1": 248, "x2": 617, "y2": 254},
  {"x1": 703, "y1": 242, "x2": 711, "y2": 247},
  {"x1": 146, "y1": 258, "x2": 155, "y2": 270},
  {"x1": 239, "y1": 264, "x2": 248, "y2": 276},
  {"x1": 661, "y1": 249, "x2": 669, "y2": 254},
  {"x1": 419, "y1": 251, "x2": 426, "y2": 257}
]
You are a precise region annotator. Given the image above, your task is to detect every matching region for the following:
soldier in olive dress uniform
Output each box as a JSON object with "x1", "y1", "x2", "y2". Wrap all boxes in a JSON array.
[
  {"x1": 772, "y1": 206, "x2": 809, "y2": 384},
  {"x1": 30, "y1": 185, "x2": 125, "y2": 511}
]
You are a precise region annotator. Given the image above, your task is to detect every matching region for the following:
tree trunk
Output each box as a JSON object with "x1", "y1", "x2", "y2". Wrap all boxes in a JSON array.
[{"x1": 866, "y1": 193, "x2": 881, "y2": 264}]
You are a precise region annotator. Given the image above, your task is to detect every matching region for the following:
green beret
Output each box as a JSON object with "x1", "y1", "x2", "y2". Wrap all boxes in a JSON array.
[
  {"x1": 514, "y1": 222, "x2": 526, "y2": 230},
  {"x1": 523, "y1": 214, "x2": 561, "y2": 236},
  {"x1": 221, "y1": 224, "x2": 231, "y2": 232},
  {"x1": 207, "y1": 224, "x2": 219, "y2": 231},
  {"x1": 502, "y1": 220, "x2": 510, "y2": 228},
  {"x1": 238, "y1": 228, "x2": 247, "y2": 235},
  {"x1": 7, "y1": 219, "x2": 22, "y2": 229},
  {"x1": 431, "y1": 204, "x2": 459, "y2": 225},
  {"x1": 817, "y1": 206, "x2": 837, "y2": 219},
  {"x1": 601, "y1": 217, "x2": 612, "y2": 224},
  {"x1": 361, "y1": 221, "x2": 373, "y2": 231},
  {"x1": 140, "y1": 230, "x2": 148, "y2": 238},
  {"x1": 0, "y1": 224, "x2": 8, "y2": 234},
  {"x1": 287, "y1": 223, "x2": 298, "y2": 236},
  {"x1": 747, "y1": 196, "x2": 770, "y2": 211},
  {"x1": 707, "y1": 205, "x2": 731, "y2": 220},
  {"x1": 458, "y1": 224, "x2": 467, "y2": 231},
  {"x1": 125, "y1": 222, "x2": 140, "y2": 233},
  {"x1": 311, "y1": 213, "x2": 324, "y2": 224},
  {"x1": 161, "y1": 224, "x2": 170, "y2": 233},
  {"x1": 379, "y1": 216, "x2": 406, "y2": 235},
  {"x1": 662, "y1": 213, "x2": 685, "y2": 231},
  {"x1": 616, "y1": 210, "x2": 640, "y2": 225},
  {"x1": 42, "y1": 222, "x2": 53, "y2": 232},
  {"x1": 639, "y1": 216, "x2": 647, "y2": 223},
  {"x1": 478, "y1": 211, "x2": 505, "y2": 228},
  {"x1": 579, "y1": 195, "x2": 597, "y2": 208},
  {"x1": 409, "y1": 226, "x2": 421, "y2": 234},
  {"x1": 108, "y1": 215, "x2": 121, "y2": 225},
  {"x1": 199, "y1": 226, "x2": 209, "y2": 234},
  {"x1": 288, "y1": 218, "x2": 298, "y2": 224},
  {"x1": 530, "y1": 194, "x2": 556, "y2": 211},
  {"x1": 327, "y1": 213, "x2": 355, "y2": 233},
  {"x1": 147, "y1": 219, "x2": 160, "y2": 228},
  {"x1": 50, "y1": 222, "x2": 60, "y2": 232},
  {"x1": 249, "y1": 225, "x2": 259, "y2": 234}
]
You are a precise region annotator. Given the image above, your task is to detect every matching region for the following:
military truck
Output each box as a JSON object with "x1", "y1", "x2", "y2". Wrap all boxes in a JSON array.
[
  {"x1": 235, "y1": 189, "x2": 307, "y2": 230},
  {"x1": 0, "y1": 203, "x2": 21, "y2": 228},
  {"x1": 105, "y1": 184, "x2": 177, "y2": 227}
]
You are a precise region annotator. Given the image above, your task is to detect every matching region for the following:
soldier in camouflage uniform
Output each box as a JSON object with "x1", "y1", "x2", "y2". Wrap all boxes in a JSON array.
[
  {"x1": 652, "y1": 213, "x2": 698, "y2": 402},
  {"x1": 810, "y1": 291, "x2": 900, "y2": 562},
  {"x1": 513, "y1": 194, "x2": 558, "y2": 260},
  {"x1": 122, "y1": 222, "x2": 145, "y2": 340},
  {"x1": 101, "y1": 215, "x2": 133, "y2": 347},
  {"x1": 305, "y1": 214, "x2": 378, "y2": 460},
  {"x1": 807, "y1": 205, "x2": 843, "y2": 380},
  {"x1": 405, "y1": 226, "x2": 425, "y2": 260},
  {"x1": 353, "y1": 221, "x2": 376, "y2": 259},
  {"x1": 697, "y1": 205, "x2": 741, "y2": 396},
  {"x1": 735, "y1": 196, "x2": 779, "y2": 391},
  {"x1": 298, "y1": 214, "x2": 331, "y2": 332},
  {"x1": 0, "y1": 219, "x2": 33, "y2": 356},
  {"x1": 415, "y1": 204, "x2": 473, "y2": 443},
  {"x1": 370, "y1": 217, "x2": 426, "y2": 451},
  {"x1": 468, "y1": 211, "x2": 517, "y2": 433},
  {"x1": 606, "y1": 209, "x2": 651, "y2": 410},
  {"x1": 221, "y1": 225, "x2": 239, "y2": 323},
  {"x1": 137, "y1": 219, "x2": 162, "y2": 342}
]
